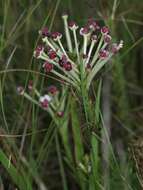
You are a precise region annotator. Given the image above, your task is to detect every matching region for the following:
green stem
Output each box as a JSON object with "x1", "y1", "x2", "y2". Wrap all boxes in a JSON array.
[
  {"x1": 55, "y1": 132, "x2": 68, "y2": 190},
  {"x1": 73, "y1": 29, "x2": 80, "y2": 64},
  {"x1": 62, "y1": 16, "x2": 73, "y2": 52}
]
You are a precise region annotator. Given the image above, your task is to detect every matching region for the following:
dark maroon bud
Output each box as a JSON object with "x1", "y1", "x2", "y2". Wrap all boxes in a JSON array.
[
  {"x1": 99, "y1": 49, "x2": 109, "y2": 59},
  {"x1": 34, "y1": 45, "x2": 44, "y2": 58},
  {"x1": 87, "y1": 18, "x2": 100, "y2": 30},
  {"x1": 58, "y1": 59, "x2": 64, "y2": 67},
  {"x1": 51, "y1": 32, "x2": 62, "y2": 40},
  {"x1": 104, "y1": 35, "x2": 112, "y2": 43},
  {"x1": 80, "y1": 27, "x2": 90, "y2": 35},
  {"x1": 61, "y1": 55, "x2": 68, "y2": 63},
  {"x1": 58, "y1": 55, "x2": 68, "y2": 67},
  {"x1": 48, "y1": 50, "x2": 57, "y2": 60},
  {"x1": 43, "y1": 62, "x2": 53, "y2": 72},
  {"x1": 68, "y1": 21, "x2": 78, "y2": 30},
  {"x1": 48, "y1": 85, "x2": 58, "y2": 95},
  {"x1": 63, "y1": 61, "x2": 72, "y2": 71},
  {"x1": 40, "y1": 99, "x2": 49, "y2": 108},
  {"x1": 101, "y1": 26, "x2": 110, "y2": 34},
  {"x1": 39, "y1": 27, "x2": 51, "y2": 37}
]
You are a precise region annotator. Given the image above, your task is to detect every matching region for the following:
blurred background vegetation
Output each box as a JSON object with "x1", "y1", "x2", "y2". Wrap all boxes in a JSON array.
[{"x1": 0, "y1": 0, "x2": 143, "y2": 189}]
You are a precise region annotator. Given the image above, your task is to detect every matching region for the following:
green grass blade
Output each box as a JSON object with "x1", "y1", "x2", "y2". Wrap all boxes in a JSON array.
[{"x1": 0, "y1": 150, "x2": 32, "y2": 190}]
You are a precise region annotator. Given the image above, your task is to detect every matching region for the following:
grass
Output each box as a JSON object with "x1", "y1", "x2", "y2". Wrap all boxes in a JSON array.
[{"x1": 0, "y1": 0, "x2": 143, "y2": 189}]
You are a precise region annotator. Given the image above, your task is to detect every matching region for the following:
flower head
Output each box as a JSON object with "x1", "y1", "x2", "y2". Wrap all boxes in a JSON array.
[
  {"x1": 48, "y1": 50, "x2": 57, "y2": 60},
  {"x1": 33, "y1": 15, "x2": 123, "y2": 91},
  {"x1": 39, "y1": 27, "x2": 50, "y2": 37},
  {"x1": 58, "y1": 55, "x2": 68, "y2": 67},
  {"x1": 51, "y1": 32, "x2": 62, "y2": 41},
  {"x1": 68, "y1": 21, "x2": 78, "y2": 30},
  {"x1": 101, "y1": 26, "x2": 110, "y2": 34},
  {"x1": 48, "y1": 85, "x2": 58, "y2": 95},
  {"x1": 99, "y1": 49, "x2": 109, "y2": 59},
  {"x1": 80, "y1": 27, "x2": 90, "y2": 35},
  {"x1": 63, "y1": 61, "x2": 72, "y2": 71},
  {"x1": 39, "y1": 94, "x2": 52, "y2": 108},
  {"x1": 104, "y1": 35, "x2": 112, "y2": 44},
  {"x1": 43, "y1": 61, "x2": 53, "y2": 72},
  {"x1": 34, "y1": 45, "x2": 44, "y2": 58},
  {"x1": 87, "y1": 18, "x2": 100, "y2": 30}
]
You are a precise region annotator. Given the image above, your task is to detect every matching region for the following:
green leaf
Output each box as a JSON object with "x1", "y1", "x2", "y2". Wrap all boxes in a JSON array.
[
  {"x1": 0, "y1": 150, "x2": 32, "y2": 190},
  {"x1": 94, "y1": 79, "x2": 102, "y2": 125},
  {"x1": 89, "y1": 132, "x2": 99, "y2": 189}
]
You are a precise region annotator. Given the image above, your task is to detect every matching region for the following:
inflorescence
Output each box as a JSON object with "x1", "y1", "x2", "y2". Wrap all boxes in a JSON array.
[
  {"x1": 17, "y1": 81, "x2": 65, "y2": 118},
  {"x1": 34, "y1": 14, "x2": 123, "y2": 91},
  {"x1": 18, "y1": 14, "x2": 123, "y2": 115}
]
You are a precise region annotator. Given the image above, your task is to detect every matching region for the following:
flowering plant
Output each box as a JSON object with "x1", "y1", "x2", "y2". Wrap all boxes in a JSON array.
[
  {"x1": 18, "y1": 14, "x2": 123, "y2": 121},
  {"x1": 16, "y1": 14, "x2": 124, "y2": 189}
]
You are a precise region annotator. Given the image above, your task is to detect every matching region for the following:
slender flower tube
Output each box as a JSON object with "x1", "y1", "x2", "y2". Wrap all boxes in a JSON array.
[
  {"x1": 85, "y1": 35, "x2": 97, "y2": 65},
  {"x1": 62, "y1": 14, "x2": 73, "y2": 52},
  {"x1": 80, "y1": 27, "x2": 90, "y2": 55},
  {"x1": 69, "y1": 21, "x2": 80, "y2": 63}
]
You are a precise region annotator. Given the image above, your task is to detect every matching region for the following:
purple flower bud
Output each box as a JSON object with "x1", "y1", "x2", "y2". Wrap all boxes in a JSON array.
[
  {"x1": 87, "y1": 18, "x2": 100, "y2": 30},
  {"x1": 61, "y1": 55, "x2": 68, "y2": 63},
  {"x1": 58, "y1": 59, "x2": 64, "y2": 67},
  {"x1": 48, "y1": 85, "x2": 58, "y2": 95},
  {"x1": 99, "y1": 49, "x2": 109, "y2": 59},
  {"x1": 39, "y1": 27, "x2": 51, "y2": 37},
  {"x1": 68, "y1": 21, "x2": 78, "y2": 30},
  {"x1": 101, "y1": 26, "x2": 110, "y2": 34},
  {"x1": 80, "y1": 27, "x2": 90, "y2": 35},
  {"x1": 48, "y1": 50, "x2": 57, "y2": 60},
  {"x1": 63, "y1": 61, "x2": 72, "y2": 71},
  {"x1": 51, "y1": 32, "x2": 62, "y2": 41},
  {"x1": 43, "y1": 61, "x2": 53, "y2": 72},
  {"x1": 39, "y1": 95, "x2": 52, "y2": 108},
  {"x1": 34, "y1": 45, "x2": 44, "y2": 58},
  {"x1": 40, "y1": 99, "x2": 49, "y2": 108},
  {"x1": 58, "y1": 55, "x2": 68, "y2": 67},
  {"x1": 104, "y1": 35, "x2": 112, "y2": 43}
]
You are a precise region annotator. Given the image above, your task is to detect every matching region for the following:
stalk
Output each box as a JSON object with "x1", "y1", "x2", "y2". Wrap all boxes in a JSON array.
[{"x1": 62, "y1": 15, "x2": 73, "y2": 52}]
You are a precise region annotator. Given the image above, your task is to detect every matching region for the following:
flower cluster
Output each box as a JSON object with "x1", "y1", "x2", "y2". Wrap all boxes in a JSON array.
[
  {"x1": 17, "y1": 81, "x2": 65, "y2": 118},
  {"x1": 34, "y1": 15, "x2": 123, "y2": 91}
]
